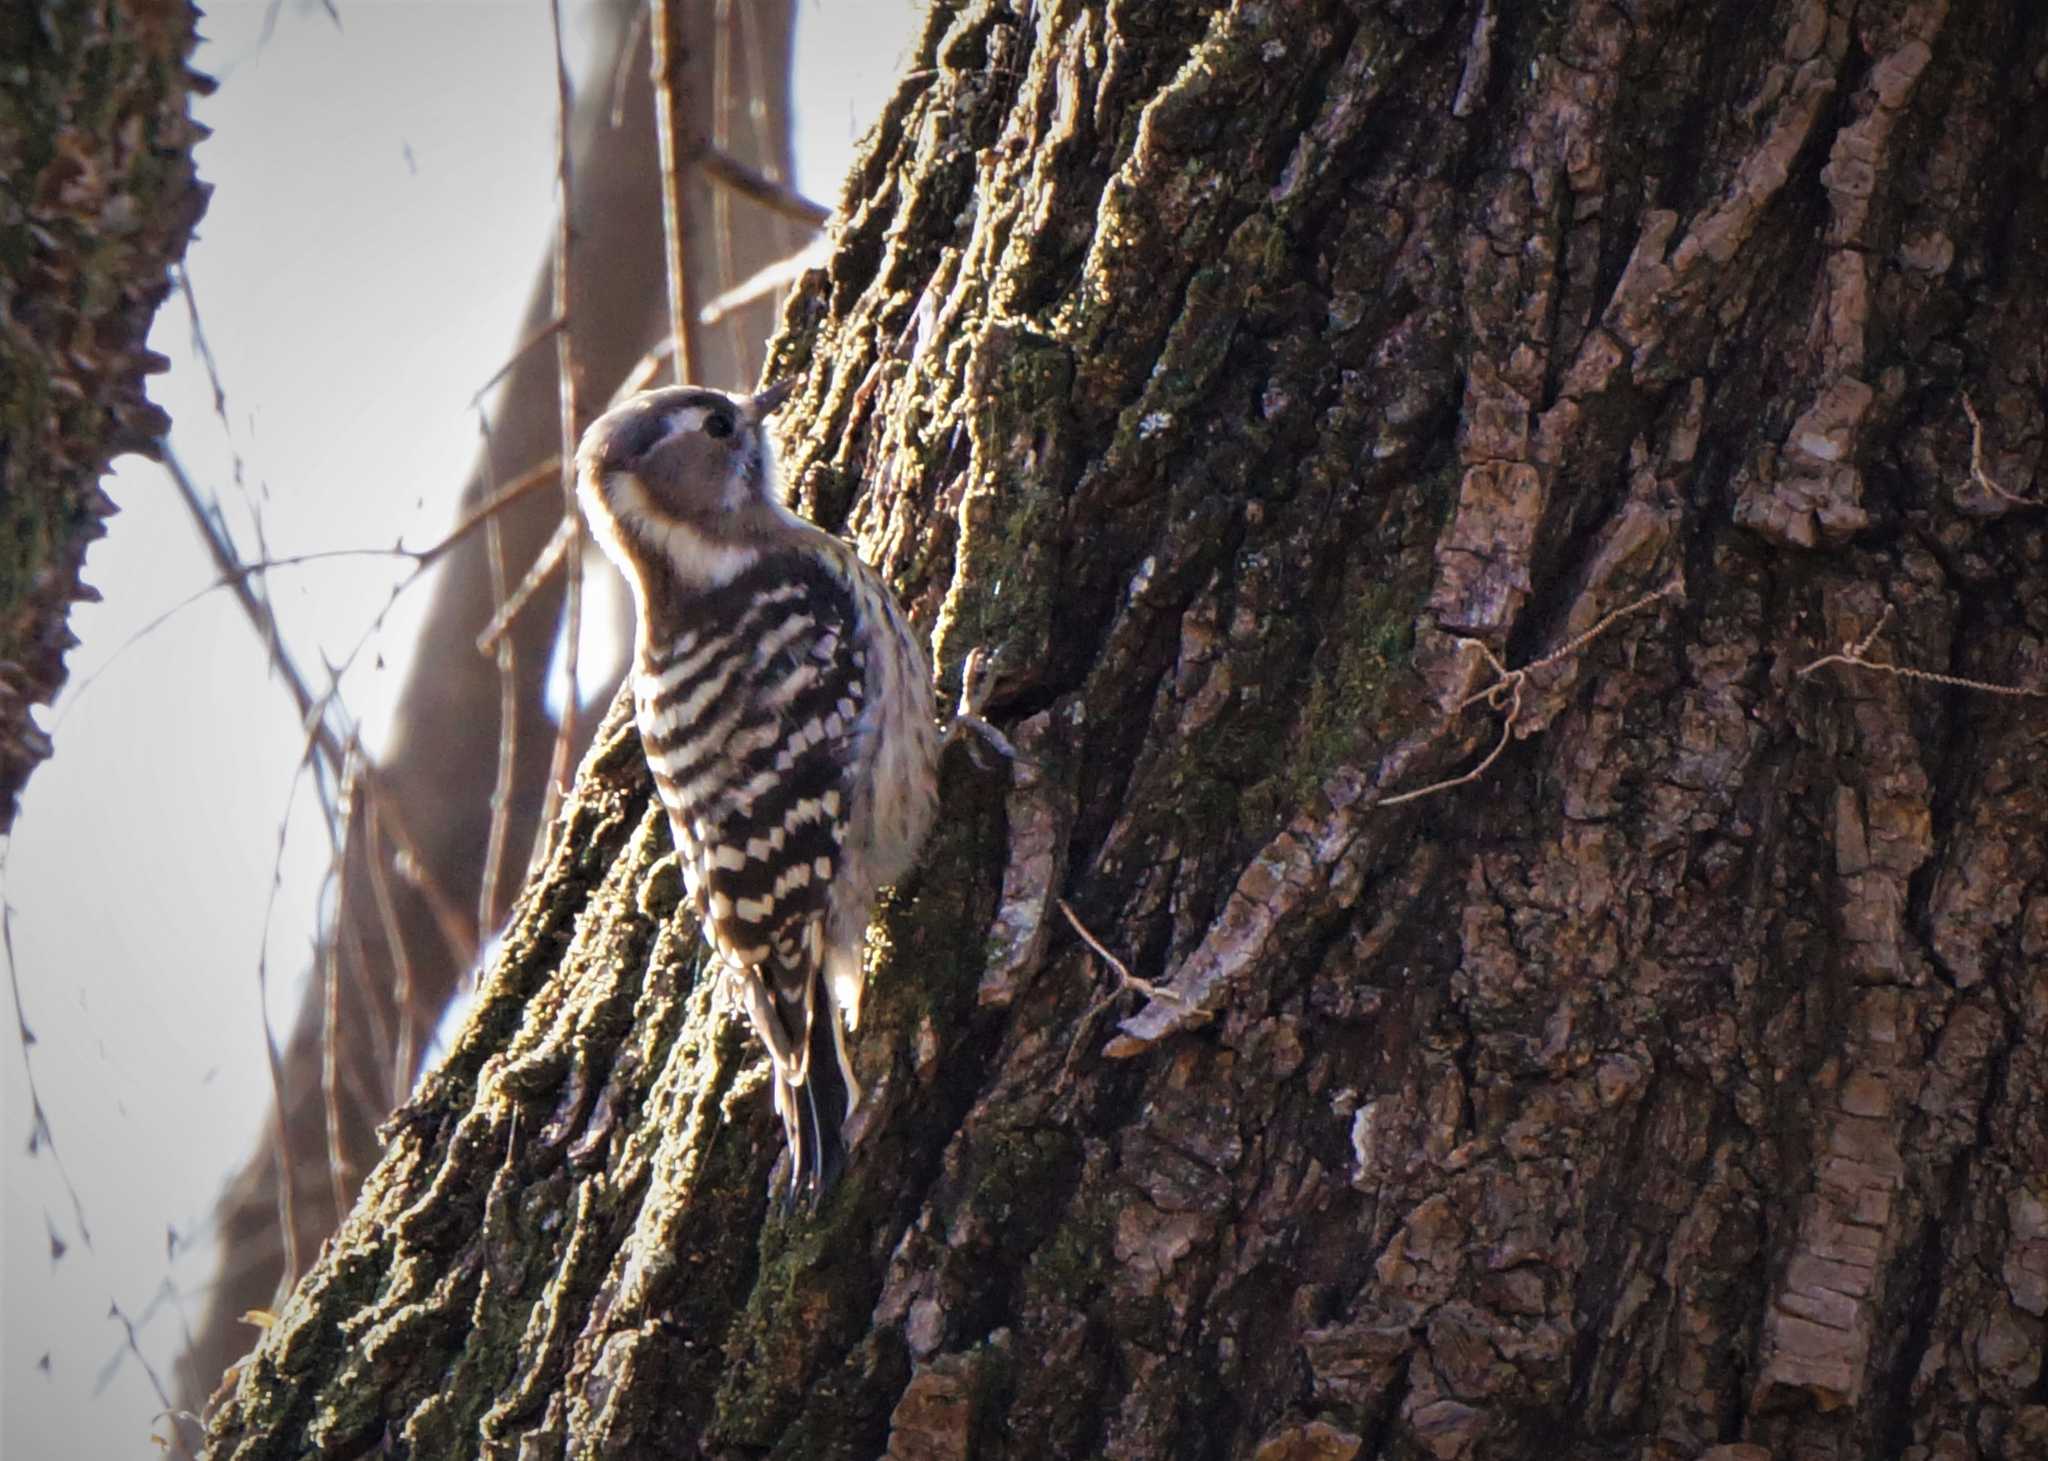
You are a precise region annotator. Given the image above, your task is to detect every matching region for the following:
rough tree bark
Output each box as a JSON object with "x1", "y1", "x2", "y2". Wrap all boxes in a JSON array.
[
  {"x1": 176, "y1": 0, "x2": 802, "y2": 1421},
  {"x1": 204, "y1": 1, "x2": 2047, "y2": 1458},
  {"x1": 0, "y1": 1, "x2": 209, "y2": 828}
]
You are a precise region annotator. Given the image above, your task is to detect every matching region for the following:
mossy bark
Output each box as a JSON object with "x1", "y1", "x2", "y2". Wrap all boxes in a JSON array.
[
  {"x1": 0, "y1": 0, "x2": 209, "y2": 828},
  {"x1": 206, "y1": 2, "x2": 2048, "y2": 1458}
]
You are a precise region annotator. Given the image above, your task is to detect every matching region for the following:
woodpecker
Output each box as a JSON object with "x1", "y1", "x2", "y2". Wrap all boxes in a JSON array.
[{"x1": 575, "y1": 379, "x2": 940, "y2": 1210}]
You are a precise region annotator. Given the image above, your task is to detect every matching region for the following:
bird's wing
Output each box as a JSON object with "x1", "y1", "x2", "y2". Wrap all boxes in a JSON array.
[
  {"x1": 639, "y1": 553, "x2": 870, "y2": 1203},
  {"x1": 691, "y1": 567, "x2": 864, "y2": 1054}
]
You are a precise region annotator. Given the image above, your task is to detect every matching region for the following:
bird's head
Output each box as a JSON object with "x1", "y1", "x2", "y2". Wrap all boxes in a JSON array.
[{"x1": 576, "y1": 379, "x2": 800, "y2": 592}]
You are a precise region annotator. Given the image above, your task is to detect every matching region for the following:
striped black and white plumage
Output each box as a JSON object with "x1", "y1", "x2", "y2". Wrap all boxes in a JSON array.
[{"x1": 575, "y1": 380, "x2": 939, "y2": 1209}]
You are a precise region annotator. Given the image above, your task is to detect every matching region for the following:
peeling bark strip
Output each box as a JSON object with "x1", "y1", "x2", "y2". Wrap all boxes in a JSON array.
[
  {"x1": 209, "y1": 3, "x2": 2048, "y2": 1458},
  {"x1": 0, "y1": 2, "x2": 210, "y2": 828}
]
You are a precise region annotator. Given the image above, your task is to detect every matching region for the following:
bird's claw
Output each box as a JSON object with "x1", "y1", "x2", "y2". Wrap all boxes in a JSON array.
[{"x1": 944, "y1": 646, "x2": 1017, "y2": 769}]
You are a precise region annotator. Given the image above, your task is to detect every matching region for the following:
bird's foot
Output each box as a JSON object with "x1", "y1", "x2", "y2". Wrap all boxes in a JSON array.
[{"x1": 943, "y1": 645, "x2": 1016, "y2": 769}]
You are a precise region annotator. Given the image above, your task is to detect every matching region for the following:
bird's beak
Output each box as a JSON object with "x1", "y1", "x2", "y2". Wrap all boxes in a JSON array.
[{"x1": 750, "y1": 378, "x2": 798, "y2": 419}]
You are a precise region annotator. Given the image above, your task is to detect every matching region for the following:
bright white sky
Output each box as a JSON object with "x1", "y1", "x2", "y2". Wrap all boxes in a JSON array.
[{"x1": 1, "y1": 3, "x2": 918, "y2": 1455}]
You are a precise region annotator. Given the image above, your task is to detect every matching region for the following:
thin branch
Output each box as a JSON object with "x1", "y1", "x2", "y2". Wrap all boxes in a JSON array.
[
  {"x1": 468, "y1": 313, "x2": 567, "y2": 411},
  {"x1": 1379, "y1": 580, "x2": 1683, "y2": 808},
  {"x1": 362, "y1": 796, "x2": 417, "y2": 1104},
  {"x1": 107, "y1": 1296, "x2": 198, "y2": 1461},
  {"x1": 734, "y1": 0, "x2": 790, "y2": 223},
  {"x1": 1058, "y1": 897, "x2": 1182, "y2": 1004},
  {"x1": 476, "y1": 516, "x2": 575, "y2": 655},
  {"x1": 1375, "y1": 678, "x2": 1523, "y2": 808},
  {"x1": 547, "y1": 0, "x2": 586, "y2": 835},
  {"x1": 175, "y1": 264, "x2": 273, "y2": 570},
  {"x1": 1961, "y1": 394, "x2": 2044, "y2": 509},
  {"x1": 367, "y1": 771, "x2": 481, "y2": 970},
  {"x1": 477, "y1": 414, "x2": 520, "y2": 943},
  {"x1": 161, "y1": 453, "x2": 351, "y2": 751},
  {"x1": 699, "y1": 238, "x2": 829, "y2": 325},
  {"x1": 1054, "y1": 898, "x2": 1193, "y2": 1094},
  {"x1": 89, "y1": 452, "x2": 564, "y2": 658},
  {"x1": 548, "y1": 523, "x2": 587, "y2": 827},
  {"x1": 319, "y1": 761, "x2": 357, "y2": 1226},
  {"x1": 161, "y1": 449, "x2": 485, "y2": 972},
  {"x1": 1797, "y1": 604, "x2": 2046, "y2": 698},
  {"x1": 174, "y1": 265, "x2": 228, "y2": 421},
  {"x1": 696, "y1": 143, "x2": 830, "y2": 228},
  {"x1": 248, "y1": 701, "x2": 331, "y2": 1295},
  {"x1": 54, "y1": 417, "x2": 552, "y2": 736},
  {"x1": 1, "y1": 882, "x2": 95, "y2": 1251},
  {"x1": 165, "y1": 448, "x2": 337, "y2": 827},
  {"x1": 428, "y1": 456, "x2": 565, "y2": 561},
  {"x1": 617, "y1": 337, "x2": 677, "y2": 400},
  {"x1": 650, "y1": 0, "x2": 704, "y2": 383},
  {"x1": 712, "y1": 0, "x2": 738, "y2": 371},
  {"x1": 609, "y1": 2, "x2": 650, "y2": 128},
  {"x1": 332, "y1": 865, "x2": 396, "y2": 1088}
]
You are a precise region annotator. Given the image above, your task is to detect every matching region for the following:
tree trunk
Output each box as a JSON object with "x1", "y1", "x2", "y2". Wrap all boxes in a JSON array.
[
  {"x1": 175, "y1": 0, "x2": 801, "y2": 1420},
  {"x1": 203, "y1": 2, "x2": 2048, "y2": 1458},
  {"x1": 0, "y1": 0, "x2": 209, "y2": 828}
]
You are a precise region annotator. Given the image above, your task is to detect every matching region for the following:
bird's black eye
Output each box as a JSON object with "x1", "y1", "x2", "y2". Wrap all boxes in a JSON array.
[{"x1": 704, "y1": 411, "x2": 735, "y2": 440}]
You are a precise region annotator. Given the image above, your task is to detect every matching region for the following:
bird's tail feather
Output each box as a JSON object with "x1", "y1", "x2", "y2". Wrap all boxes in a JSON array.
[{"x1": 776, "y1": 982, "x2": 851, "y2": 1212}]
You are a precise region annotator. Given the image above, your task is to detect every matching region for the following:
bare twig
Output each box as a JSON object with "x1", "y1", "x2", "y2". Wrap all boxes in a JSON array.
[
  {"x1": 468, "y1": 313, "x2": 567, "y2": 411},
  {"x1": 167, "y1": 445, "x2": 484, "y2": 1107},
  {"x1": 108, "y1": 1295, "x2": 198, "y2": 1460},
  {"x1": 361, "y1": 795, "x2": 417, "y2": 1103},
  {"x1": 320, "y1": 759, "x2": 358, "y2": 1225},
  {"x1": 711, "y1": 0, "x2": 739, "y2": 370},
  {"x1": 650, "y1": 0, "x2": 704, "y2": 384},
  {"x1": 248, "y1": 711, "x2": 329, "y2": 1293},
  {"x1": 616, "y1": 337, "x2": 678, "y2": 399},
  {"x1": 91, "y1": 453, "x2": 563, "y2": 661},
  {"x1": 1054, "y1": 897, "x2": 1194, "y2": 1091},
  {"x1": 333, "y1": 870, "x2": 396, "y2": 1089},
  {"x1": 696, "y1": 143, "x2": 830, "y2": 228},
  {"x1": 608, "y1": 2, "x2": 650, "y2": 128},
  {"x1": 477, "y1": 415, "x2": 520, "y2": 942},
  {"x1": 436, "y1": 456, "x2": 566, "y2": 548},
  {"x1": 1797, "y1": 603, "x2": 2046, "y2": 698},
  {"x1": 1380, "y1": 580, "x2": 1683, "y2": 808},
  {"x1": 699, "y1": 239, "x2": 829, "y2": 325},
  {"x1": 1, "y1": 884, "x2": 94, "y2": 1251},
  {"x1": 476, "y1": 516, "x2": 575, "y2": 655},
  {"x1": 546, "y1": 532, "x2": 587, "y2": 824},
  {"x1": 1376, "y1": 678, "x2": 1523, "y2": 808},
  {"x1": 1058, "y1": 897, "x2": 1182, "y2": 1004},
  {"x1": 1961, "y1": 394, "x2": 2044, "y2": 508},
  {"x1": 546, "y1": 0, "x2": 587, "y2": 836},
  {"x1": 161, "y1": 451, "x2": 477, "y2": 964},
  {"x1": 1466, "y1": 580, "x2": 1684, "y2": 707},
  {"x1": 174, "y1": 265, "x2": 228, "y2": 421},
  {"x1": 164, "y1": 450, "x2": 337, "y2": 822},
  {"x1": 156, "y1": 461, "x2": 337, "y2": 732},
  {"x1": 368, "y1": 766, "x2": 482, "y2": 969}
]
